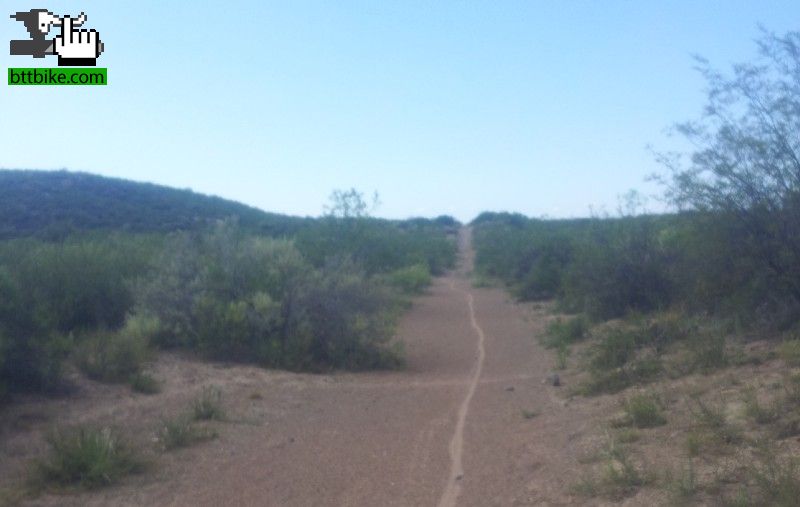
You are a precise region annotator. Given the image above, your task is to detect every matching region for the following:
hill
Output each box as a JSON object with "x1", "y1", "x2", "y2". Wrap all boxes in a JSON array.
[{"x1": 0, "y1": 170, "x2": 309, "y2": 239}]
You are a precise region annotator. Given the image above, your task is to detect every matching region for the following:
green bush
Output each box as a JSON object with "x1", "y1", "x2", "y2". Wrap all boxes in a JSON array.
[
  {"x1": 388, "y1": 264, "x2": 432, "y2": 295},
  {"x1": 543, "y1": 315, "x2": 589, "y2": 349},
  {"x1": 74, "y1": 316, "x2": 156, "y2": 383},
  {"x1": 34, "y1": 426, "x2": 143, "y2": 490},
  {"x1": 591, "y1": 330, "x2": 637, "y2": 371},
  {"x1": 129, "y1": 373, "x2": 160, "y2": 394},
  {"x1": 159, "y1": 416, "x2": 215, "y2": 450},
  {"x1": 295, "y1": 259, "x2": 402, "y2": 370},
  {"x1": 622, "y1": 394, "x2": 666, "y2": 428}
]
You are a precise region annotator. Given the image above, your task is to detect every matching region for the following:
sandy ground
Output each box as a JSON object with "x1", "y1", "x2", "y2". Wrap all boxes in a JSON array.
[{"x1": 0, "y1": 229, "x2": 614, "y2": 506}]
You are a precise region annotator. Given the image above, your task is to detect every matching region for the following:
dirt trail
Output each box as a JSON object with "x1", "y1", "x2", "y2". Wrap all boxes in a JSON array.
[
  {"x1": 438, "y1": 236, "x2": 486, "y2": 507},
  {"x1": 5, "y1": 228, "x2": 601, "y2": 506}
]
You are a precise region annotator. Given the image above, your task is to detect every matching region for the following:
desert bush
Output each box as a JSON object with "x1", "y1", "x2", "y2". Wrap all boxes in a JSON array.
[
  {"x1": 621, "y1": 393, "x2": 666, "y2": 428},
  {"x1": 293, "y1": 259, "x2": 402, "y2": 370},
  {"x1": 192, "y1": 386, "x2": 225, "y2": 421},
  {"x1": 0, "y1": 268, "x2": 70, "y2": 393},
  {"x1": 74, "y1": 318, "x2": 155, "y2": 383},
  {"x1": 129, "y1": 373, "x2": 160, "y2": 394},
  {"x1": 34, "y1": 426, "x2": 142, "y2": 490},
  {"x1": 591, "y1": 330, "x2": 637, "y2": 371},
  {"x1": 542, "y1": 315, "x2": 589, "y2": 349},
  {"x1": 687, "y1": 333, "x2": 728, "y2": 373},
  {"x1": 159, "y1": 416, "x2": 215, "y2": 450},
  {"x1": 388, "y1": 264, "x2": 432, "y2": 295}
]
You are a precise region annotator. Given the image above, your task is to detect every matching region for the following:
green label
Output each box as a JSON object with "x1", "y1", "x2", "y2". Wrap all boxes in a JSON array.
[{"x1": 8, "y1": 67, "x2": 107, "y2": 86}]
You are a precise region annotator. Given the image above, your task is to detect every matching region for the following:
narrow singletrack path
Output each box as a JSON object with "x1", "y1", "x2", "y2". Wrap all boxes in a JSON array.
[
  {"x1": 23, "y1": 228, "x2": 595, "y2": 506},
  {"x1": 437, "y1": 288, "x2": 487, "y2": 507}
]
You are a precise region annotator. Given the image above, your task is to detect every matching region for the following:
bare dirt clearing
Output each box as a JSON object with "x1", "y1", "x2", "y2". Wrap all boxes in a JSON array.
[{"x1": 2, "y1": 230, "x2": 617, "y2": 506}]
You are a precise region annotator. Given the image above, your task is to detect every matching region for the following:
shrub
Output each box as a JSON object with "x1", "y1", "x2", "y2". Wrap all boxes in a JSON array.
[
  {"x1": 74, "y1": 318, "x2": 154, "y2": 383},
  {"x1": 388, "y1": 264, "x2": 432, "y2": 295},
  {"x1": 159, "y1": 416, "x2": 215, "y2": 450},
  {"x1": 192, "y1": 386, "x2": 225, "y2": 421},
  {"x1": 687, "y1": 333, "x2": 728, "y2": 373},
  {"x1": 34, "y1": 427, "x2": 142, "y2": 490},
  {"x1": 555, "y1": 345, "x2": 569, "y2": 370},
  {"x1": 292, "y1": 259, "x2": 402, "y2": 370},
  {"x1": 0, "y1": 268, "x2": 71, "y2": 393},
  {"x1": 591, "y1": 330, "x2": 637, "y2": 371},
  {"x1": 542, "y1": 315, "x2": 588, "y2": 349},
  {"x1": 129, "y1": 373, "x2": 160, "y2": 394},
  {"x1": 621, "y1": 394, "x2": 666, "y2": 428}
]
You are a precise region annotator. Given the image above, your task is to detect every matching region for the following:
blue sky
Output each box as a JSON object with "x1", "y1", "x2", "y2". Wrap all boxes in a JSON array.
[{"x1": 2, "y1": 1, "x2": 799, "y2": 221}]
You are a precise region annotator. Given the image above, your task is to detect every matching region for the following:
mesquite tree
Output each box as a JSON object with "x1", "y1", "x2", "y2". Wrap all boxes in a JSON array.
[{"x1": 664, "y1": 30, "x2": 800, "y2": 304}]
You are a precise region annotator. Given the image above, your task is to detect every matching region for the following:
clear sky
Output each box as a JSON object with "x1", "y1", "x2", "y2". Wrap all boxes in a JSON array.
[{"x1": 2, "y1": 1, "x2": 799, "y2": 221}]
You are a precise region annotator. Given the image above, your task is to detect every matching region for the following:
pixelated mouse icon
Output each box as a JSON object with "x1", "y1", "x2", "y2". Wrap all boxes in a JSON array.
[{"x1": 10, "y1": 9, "x2": 105, "y2": 66}]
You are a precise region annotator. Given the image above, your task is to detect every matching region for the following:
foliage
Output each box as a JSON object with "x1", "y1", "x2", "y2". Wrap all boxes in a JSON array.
[
  {"x1": 0, "y1": 175, "x2": 456, "y2": 398},
  {"x1": 621, "y1": 393, "x2": 667, "y2": 428},
  {"x1": 159, "y1": 416, "x2": 215, "y2": 450},
  {"x1": 74, "y1": 316, "x2": 157, "y2": 383},
  {"x1": 387, "y1": 264, "x2": 432, "y2": 295},
  {"x1": 33, "y1": 427, "x2": 143, "y2": 490},
  {"x1": 661, "y1": 30, "x2": 800, "y2": 306},
  {"x1": 129, "y1": 373, "x2": 161, "y2": 394},
  {"x1": 542, "y1": 315, "x2": 589, "y2": 349}
]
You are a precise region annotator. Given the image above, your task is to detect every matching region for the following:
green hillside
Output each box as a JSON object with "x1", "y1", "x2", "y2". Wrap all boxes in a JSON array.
[{"x1": 0, "y1": 170, "x2": 309, "y2": 239}]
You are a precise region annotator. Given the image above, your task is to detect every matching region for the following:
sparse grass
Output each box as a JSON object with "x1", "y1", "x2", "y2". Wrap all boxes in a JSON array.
[
  {"x1": 129, "y1": 372, "x2": 160, "y2": 394},
  {"x1": 742, "y1": 387, "x2": 778, "y2": 424},
  {"x1": 669, "y1": 460, "x2": 698, "y2": 503},
  {"x1": 752, "y1": 452, "x2": 800, "y2": 506},
  {"x1": 574, "y1": 437, "x2": 653, "y2": 500},
  {"x1": 689, "y1": 397, "x2": 742, "y2": 447},
  {"x1": 685, "y1": 431, "x2": 705, "y2": 457},
  {"x1": 578, "y1": 369, "x2": 631, "y2": 396},
  {"x1": 32, "y1": 426, "x2": 143, "y2": 490},
  {"x1": 159, "y1": 416, "x2": 216, "y2": 451},
  {"x1": 615, "y1": 428, "x2": 640, "y2": 443},
  {"x1": 778, "y1": 340, "x2": 800, "y2": 367},
  {"x1": 577, "y1": 357, "x2": 662, "y2": 396},
  {"x1": 192, "y1": 386, "x2": 225, "y2": 421},
  {"x1": 621, "y1": 393, "x2": 666, "y2": 428},
  {"x1": 521, "y1": 409, "x2": 540, "y2": 420},
  {"x1": 688, "y1": 333, "x2": 728, "y2": 373},
  {"x1": 555, "y1": 344, "x2": 569, "y2": 370}
]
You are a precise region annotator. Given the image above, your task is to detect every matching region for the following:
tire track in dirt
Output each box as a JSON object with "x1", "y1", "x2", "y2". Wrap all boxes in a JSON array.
[{"x1": 437, "y1": 283, "x2": 486, "y2": 507}]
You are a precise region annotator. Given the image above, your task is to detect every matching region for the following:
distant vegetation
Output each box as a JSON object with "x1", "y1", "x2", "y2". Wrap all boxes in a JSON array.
[
  {"x1": 0, "y1": 176, "x2": 458, "y2": 400},
  {"x1": 0, "y1": 170, "x2": 311, "y2": 240}
]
